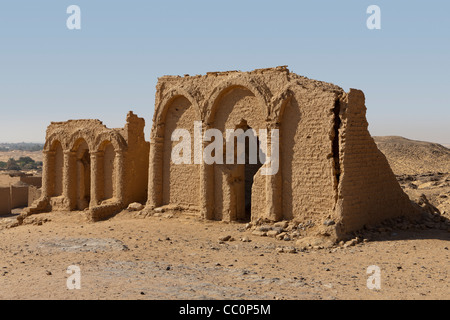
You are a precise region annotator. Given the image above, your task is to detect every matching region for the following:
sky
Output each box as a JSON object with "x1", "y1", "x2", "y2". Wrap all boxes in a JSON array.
[{"x1": 0, "y1": 0, "x2": 449, "y2": 144}]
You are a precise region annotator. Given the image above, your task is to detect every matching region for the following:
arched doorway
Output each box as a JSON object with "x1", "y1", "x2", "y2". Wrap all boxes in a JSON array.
[
  {"x1": 230, "y1": 121, "x2": 265, "y2": 222},
  {"x1": 209, "y1": 86, "x2": 267, "y2": 221}
]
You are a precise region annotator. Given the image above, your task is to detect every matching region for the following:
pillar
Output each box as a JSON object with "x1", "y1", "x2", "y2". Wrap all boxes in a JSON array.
[
  {"x1": 42, "y1": 150, "x2": 56, "y2": 198},
  {"x1": 62, "y1": 151, "x2": 77, "y2": 210},
  {"x1": 200, "y1": 123, "x2": 215, "y2": 219},
  {"x1": 147, "y1": 136, "x2": 164, "y2": 208},
  {"x1": 265, "y1": 123, "x2": 282, "y2": 221},
  {"x1": 90, "y1": 151, "x2": 103, "y2": 207},
  {"x1": 114, "y1": 151, "x2": 125, "y2": 204}
]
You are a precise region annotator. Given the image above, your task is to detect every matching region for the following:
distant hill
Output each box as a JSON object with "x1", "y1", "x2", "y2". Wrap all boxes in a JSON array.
[{"x1": 373, "y1": 136, "x2": 450, "y2": 176}]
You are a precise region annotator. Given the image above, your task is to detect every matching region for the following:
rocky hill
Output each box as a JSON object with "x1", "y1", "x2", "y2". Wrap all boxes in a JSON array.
[{"x1": 373, "y1": 136, "x2": 450, "y2": 176}]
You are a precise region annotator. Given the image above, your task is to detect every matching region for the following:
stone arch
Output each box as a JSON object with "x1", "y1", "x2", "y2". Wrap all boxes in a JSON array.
[
  {"x1": 204, "y1": 81, "x2": 269, "y2": 222},
  {"x1": 93, "y1": 132, "x2": 126, "y2": 154},
  {"x1": 153, "y1": 88, "x2": 202, "y2": 137},
  {"x1": 45, "y1": 133, "x2": 67, "y2": 152},
  {"x1": 204, "y1": 77, "x2": 271, "y2": 125},
  {"x1": 159, "y1": 94, "x2": 201, "y2": 209},
  {"x1": 270, "y1": 85, "x2": 295, "y2": 123},
  {"x1": 68, "y1": 132, "x2": 95, "y2": 154}
]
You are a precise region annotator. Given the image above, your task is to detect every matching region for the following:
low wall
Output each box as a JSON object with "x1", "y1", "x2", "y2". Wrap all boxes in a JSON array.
[
  {"x1": 10, "y1": 184, "x2": 29, "y2": 209},
  {"x1": 28, "y1": 186, "x2": 42, "y2": 207},
  {"x1": 0, "y1": 187, "x2": 11, "y2": 215},
  {"x1": 20, "y1": 176, "x2": 42, "y2": 188}
]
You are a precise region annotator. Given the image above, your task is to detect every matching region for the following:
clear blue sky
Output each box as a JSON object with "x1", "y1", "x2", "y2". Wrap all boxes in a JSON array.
[{"x1": 0, "y1": 0, "x2": 449, "y2": 144}]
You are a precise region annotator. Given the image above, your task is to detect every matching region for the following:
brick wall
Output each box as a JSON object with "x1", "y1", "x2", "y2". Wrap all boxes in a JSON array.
[{"x1": 336, "y1": 89, "x2": 417, "y2": 235}]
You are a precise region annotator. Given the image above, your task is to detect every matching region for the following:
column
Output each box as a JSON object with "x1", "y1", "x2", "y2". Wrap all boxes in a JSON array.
[
  {"x1": 62, "y1": 151, "x2": 76, "y2": 210},
  {"x1": 42, "y1": 150, "x2": 56, "y2": 198},
  {"x1": 114, "y1": 151, "x2": 124, "y2": 204},
  {"x1": 146, "y1": 136, "x2": 164, "y2": 208},
  {"x1": 90, "y1": 151, "x2": 103, "y2": 207},
  {"x1": 200, "y1": 122, "x2": 215, "y2": 220},
  {"x1": 265, "y1": 123, "x2": 282, "y2": 221}
]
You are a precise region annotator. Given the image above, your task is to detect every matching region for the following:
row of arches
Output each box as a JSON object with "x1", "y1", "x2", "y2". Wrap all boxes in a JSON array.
[
  {"x1": 149, "y1": 80, "x2": 298, "y2": 222},
  {"x1": 152, "y1": 78, "x2": 293, "y2": 133},
  {"x1": 43, "y1": 137, "x2": 121, "y2": 211}
]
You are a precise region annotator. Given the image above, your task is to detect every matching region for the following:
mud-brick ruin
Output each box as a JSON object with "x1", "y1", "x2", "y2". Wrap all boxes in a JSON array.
[
  {"x1": 25, "y1": 66, "x2": 419, "y2": 239},
  {"x1": 25, "y1": 112, "x2": 149, "y2": 221}
]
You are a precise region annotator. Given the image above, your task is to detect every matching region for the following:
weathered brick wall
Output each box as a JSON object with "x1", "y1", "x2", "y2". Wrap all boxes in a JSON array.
[
  {"x1": 10, "y1": 184, "x2": 29, "y2": 209},
  {"x1": 280, "y1": 86, "x2": 339, "y2": 224},
  {"x1": 0, "y1": 187, "x2": 11, "y2": 215},
  {"x1": 20, "y1": 176, "x2": 42, "y2": 188},
  {"x1": 162, "y1": 96, "x2": 201, "y2": 208},
  {"x1": 336, "y1": 89, "x2": 417, "y2": 236},
  {"x1": 28, "y1": 185, "x2": 41, "y2": 207},
  {"x1": 151, "y1": 67, "x2": 345, "y2": 224}
]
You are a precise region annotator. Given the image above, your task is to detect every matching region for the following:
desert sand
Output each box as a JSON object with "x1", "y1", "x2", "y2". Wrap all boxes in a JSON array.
[
  {"x1": 0, "y1": 136, "x2": 448, "y2": 300},
  {"x1": 0, "y1": 209, "x2": 448, "y2": 300}
]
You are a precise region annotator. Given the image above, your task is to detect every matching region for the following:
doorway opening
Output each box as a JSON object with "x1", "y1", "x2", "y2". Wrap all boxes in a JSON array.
[
  {"x1": 234, "y1": 120, "x2": 264, "y2": 222},
  {"x1": 75, "y1": 141, "x2": 91, "y2": 210}
]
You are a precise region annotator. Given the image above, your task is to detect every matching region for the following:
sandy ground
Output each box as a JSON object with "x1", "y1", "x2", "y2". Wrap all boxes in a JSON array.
[{"x1": 0, "y1": 210, "x2": 448, "y2": 300}]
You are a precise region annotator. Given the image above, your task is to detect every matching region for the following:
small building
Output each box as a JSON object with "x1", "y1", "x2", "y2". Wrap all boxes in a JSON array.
[
  {"x1": 25, "y1": 112, "x2": 149, "y2": 221},
  {"x1": 145, "y1": 67, "x2": 418, "y2": 239}
]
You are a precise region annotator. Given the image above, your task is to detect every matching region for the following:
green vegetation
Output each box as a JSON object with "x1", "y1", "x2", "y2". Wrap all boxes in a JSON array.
[
  {"x1": 0, "y1": 157, "x2": 42, "y2": 171},
  {"x1": 0, "y1": 143, "x2": 44, "y2": 152}
]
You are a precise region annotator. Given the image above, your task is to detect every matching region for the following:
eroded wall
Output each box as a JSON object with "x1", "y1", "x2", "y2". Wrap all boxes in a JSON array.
[
  {"x1": 162, "y1": 96, "x2": 200, "y2": 208},
  {"x1": 148, "y1": 67, "x2": 345, "y2": 225},
  {"x1": 0, "y1": 187, "x2": 11, "y2": 215},
  {"x1": 10, "y1": 184, "x2": 29, "y2": 209},
  {"x1": 148, "y1": 66, "x2": 417, "y2": 239},
  {"x1": 280, "y1": 87, "x2": 339, "y2": 223},
  {"x1": 335, "y1": 89, "x2": 418, "y2": 236},
  {"x1": 24, "y1": 111, "x2": 149, "y2": 221}
]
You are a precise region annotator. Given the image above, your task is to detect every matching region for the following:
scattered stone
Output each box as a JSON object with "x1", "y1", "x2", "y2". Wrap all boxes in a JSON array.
[
  {"x1": 252, "y1": 230, "x2": 267, "y2": 237},
  {"x1": 344, "y1": 239, "x2": 358, "y2": 248},
  {"x1": 323, "y1": 220, "x2": 335, "y2": 226},
  {"x1": 127, "y1": 202, "x2": 144, "y2": 211},
  {"x1": 276, "y1": 246, "x2": 296, "y2": 254},
  {"x1": 241, "y1": 236, "x2": 251, "y2": 242},
  {"x1": 257, "y1": 225, "x2": 271, "y2": 232},
  {"x1": 276, "y1": 232, "x2": 287, "y2": 240},
  {"x1": 219, "y1": 235, "x2": 232, "y2": 242},
  {"x1": 267, "y1": 230, "x2": 279, "y2": 237},
  {"x1": 284, "y1": 247, "x2": 297, "y2": 254},
  {"x1": 295, "y1": 236, "x2": 334, "y2": 249},
  {"x1": 154, "y1": 207, "x2": 165, "y2": 214},
  {"x1": 274, "y1": 221, "x2": 288, "y2": 229}
]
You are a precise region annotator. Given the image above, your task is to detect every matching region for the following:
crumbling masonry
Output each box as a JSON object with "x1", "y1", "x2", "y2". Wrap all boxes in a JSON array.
[
  {"x1": 25, "y1": 112, "x2": 149, "y2": 221},
  {"x1": 25, "y1": 67, "x2": 418, "y2": 239}
]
